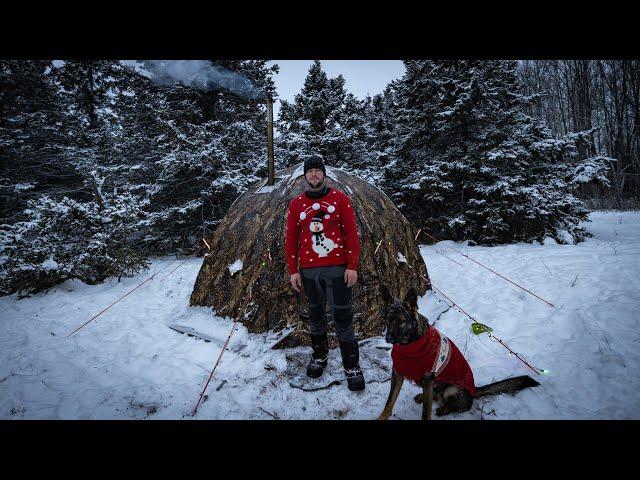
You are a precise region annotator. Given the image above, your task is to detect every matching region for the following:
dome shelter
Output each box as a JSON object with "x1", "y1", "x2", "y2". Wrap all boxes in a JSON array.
[{"x1": 189, "y1": 162, "x2": 431, "y2": 348}]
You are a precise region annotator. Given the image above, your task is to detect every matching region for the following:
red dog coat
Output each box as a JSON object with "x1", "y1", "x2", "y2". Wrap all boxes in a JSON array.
[{"x1": 391, "y1": 326, "x2": 477, "y2": 398}]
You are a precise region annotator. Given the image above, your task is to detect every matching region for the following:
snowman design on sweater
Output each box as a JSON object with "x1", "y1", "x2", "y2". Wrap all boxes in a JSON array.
[
  {"x1": 309, "y1": 212, "x2": 337, "y2": 257},
  {"x1": 285, "y1": 189, "x2": 361, "y2": 275}
]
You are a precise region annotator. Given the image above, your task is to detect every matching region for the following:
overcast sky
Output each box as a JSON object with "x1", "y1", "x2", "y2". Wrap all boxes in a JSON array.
[{"x1": 267, "y1": 60, "x2": 406, "y2": 119}]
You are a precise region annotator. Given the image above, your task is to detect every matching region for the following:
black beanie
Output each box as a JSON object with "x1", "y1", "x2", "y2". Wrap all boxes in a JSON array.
[{"x1": 303, "y1": 154, "x2": 326, "y2": 176}]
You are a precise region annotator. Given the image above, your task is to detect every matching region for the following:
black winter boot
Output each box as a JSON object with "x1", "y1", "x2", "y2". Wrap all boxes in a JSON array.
[
  {"x1": 307, "y1": 333, "x2": 329, "y2": 378},
  {"x1": 339, "y1": 340, "x2": 365, "y2": 391}
]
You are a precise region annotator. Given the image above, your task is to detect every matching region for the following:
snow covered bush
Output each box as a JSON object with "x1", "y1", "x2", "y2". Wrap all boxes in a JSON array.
[{"x1": 0, "y1": 194, "x2": 148, "y2": 295}]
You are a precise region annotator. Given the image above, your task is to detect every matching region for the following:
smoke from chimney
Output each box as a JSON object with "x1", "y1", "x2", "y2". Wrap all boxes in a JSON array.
[{"x1": 140, "y1": 60, "x2": 265, "y2": 100}]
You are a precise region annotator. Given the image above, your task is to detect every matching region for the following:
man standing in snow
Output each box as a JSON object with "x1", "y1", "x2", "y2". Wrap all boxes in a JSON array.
[{"x1": 285, "y1": 154, "x2": 364, "y2": 391}]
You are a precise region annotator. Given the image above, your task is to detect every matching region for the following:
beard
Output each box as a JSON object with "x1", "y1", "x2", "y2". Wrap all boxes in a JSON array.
[{"x1": 306, "y1": 178, "x2": 324, "y2": 189}]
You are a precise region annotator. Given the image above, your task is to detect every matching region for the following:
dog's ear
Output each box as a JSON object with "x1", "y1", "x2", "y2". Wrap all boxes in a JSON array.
[
  {"x1": 403, "y1": 287, "x2": 418, "y2": 312},
  {"x1": 380, "y1": 284, "x2": 394, "y2": 306}
]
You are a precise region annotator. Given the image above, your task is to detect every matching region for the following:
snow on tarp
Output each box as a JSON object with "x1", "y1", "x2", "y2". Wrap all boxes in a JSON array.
[
  {"x1": 255, "y1": 184, "x2": 278, "y2": 194},
  {"x1": 253, "y1": 176, "x2": 286, "y2": 194},
  {"x1": 286, "y1": 163, "x2": 306, "y2": 188},
  {"x1": 228, "y1": 259, "x2": 243, "y2": 276},
  {"x1": 169, "y1": 311, "x2": 237, "y2": 344}
]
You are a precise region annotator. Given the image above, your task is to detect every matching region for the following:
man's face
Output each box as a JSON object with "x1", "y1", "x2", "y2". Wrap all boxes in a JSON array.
[{"x1": 305, "y1": 168, "x2": 325, "y2": 188}]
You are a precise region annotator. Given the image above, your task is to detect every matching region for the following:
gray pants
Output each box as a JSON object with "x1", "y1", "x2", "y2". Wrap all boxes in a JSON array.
[{"x1": 300, "y1": 265, "x2": 355, "y2": 343}]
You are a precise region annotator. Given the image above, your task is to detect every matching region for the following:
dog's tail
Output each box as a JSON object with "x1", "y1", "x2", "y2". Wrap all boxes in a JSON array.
[{"x1": 476, "y1": 375, "x2": 540, "y2": 398}]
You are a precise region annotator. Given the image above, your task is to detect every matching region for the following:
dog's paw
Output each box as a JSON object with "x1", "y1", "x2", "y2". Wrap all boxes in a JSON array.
[
  {"x1": 376, "y1": 414, "x2": 390, "y2": 421},
  {"x1": 435, "y1": 406, "x2": 449, "y2": 417},
  {"x1": 414, "y1": 393, "x2": 423, "y2": 404}
]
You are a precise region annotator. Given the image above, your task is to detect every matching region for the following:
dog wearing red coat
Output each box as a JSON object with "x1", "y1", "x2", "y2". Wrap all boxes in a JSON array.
[{"x1": 377, "y1": 286, "x2": 540, "y2": 420}]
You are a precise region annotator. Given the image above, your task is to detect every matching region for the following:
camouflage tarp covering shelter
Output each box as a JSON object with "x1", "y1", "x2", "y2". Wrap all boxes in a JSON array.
[{"x1": 190, "y1": 162, "x2": 431, "y2": 347}]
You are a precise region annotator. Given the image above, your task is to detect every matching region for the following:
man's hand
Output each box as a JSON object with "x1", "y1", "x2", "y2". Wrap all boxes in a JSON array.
[
  {"x1": 290, "y1": 273, "x2": 302, "y2": 293},
  {"x1": 344, "y1": 269, "x2": 358, "y2": 288}
]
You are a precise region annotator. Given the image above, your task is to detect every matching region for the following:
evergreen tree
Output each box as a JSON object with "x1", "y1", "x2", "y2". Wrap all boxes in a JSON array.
[
  {"x1": 277, "y1": 61, "x2": 343, "y2": 166},
  {"x1": 70, "y1": 60, "x2": 277, "y2": 255},
  {"x1": 361, "y1": 88, "x2": 399, "y2": 186},
  {"x1": 0, "y1": 60, "x2": 153, "y2": 295},
  {"x1": 382, "y1": 60, "x2": 604, "y2": 244},
  {"x1": 136, "y1": 60, "x2": 275, "y2": 253},
  {"x1": 0, "y1": 60, "x2": 86, "y2": 224},
  {"x1": 276, "y1": 60, "x2": 379, "y2": 180},
  {"x1": 1, "y1": 60, "x2": 277, "y2": 293}
]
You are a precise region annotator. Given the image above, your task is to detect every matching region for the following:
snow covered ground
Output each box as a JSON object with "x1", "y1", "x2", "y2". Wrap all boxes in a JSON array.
[{"x1": 1, "y1": 211, "x2": 639, "y2": 419}]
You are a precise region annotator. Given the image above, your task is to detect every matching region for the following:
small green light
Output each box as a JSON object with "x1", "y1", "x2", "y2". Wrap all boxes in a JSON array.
[
  {"x1": 541, "y1": 369, "x2": 549, "y2": 375},
  {"x1": 471, "y1": 322, "x2": 493, "y2": 335},
  {"x1": 262, "y1": 262, "x2": 267, "y2": 266}
]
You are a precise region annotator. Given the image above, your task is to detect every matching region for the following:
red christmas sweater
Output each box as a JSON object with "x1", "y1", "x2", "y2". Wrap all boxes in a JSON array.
[
  {"x1": 285, "y1": 187, "x2": 361, "y2": 275},
  {"x1": 391, "y1": 326, "x2": 477, "y2": 398}
]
